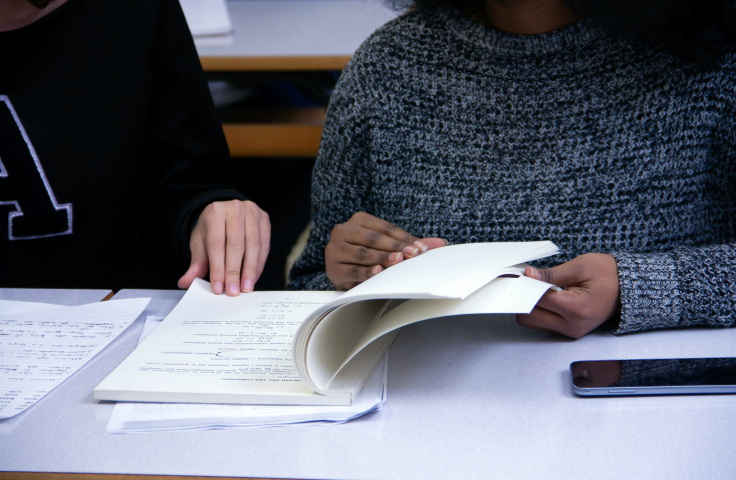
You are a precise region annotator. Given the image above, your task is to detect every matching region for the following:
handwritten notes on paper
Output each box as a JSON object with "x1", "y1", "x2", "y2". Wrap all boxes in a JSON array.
[{"x1": 0, "y1": 298, "x2": 149, "y2": 419}]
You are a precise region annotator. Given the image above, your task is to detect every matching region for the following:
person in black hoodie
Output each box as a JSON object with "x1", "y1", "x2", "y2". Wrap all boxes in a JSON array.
[{"x1": 0, "y1": 0, "x2": 270, "y2": 296}]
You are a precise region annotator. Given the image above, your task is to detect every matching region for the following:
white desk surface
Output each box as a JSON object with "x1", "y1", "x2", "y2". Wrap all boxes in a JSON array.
[
  {"x1": 194, "y1": 0, "x2": 399, "y2": 58},
  {"x1": 0, "y1": 288, "x2": 111, "y2": 305},
  {"x1": 2, "y1": 288, "x2": 736, "y2": 480}
]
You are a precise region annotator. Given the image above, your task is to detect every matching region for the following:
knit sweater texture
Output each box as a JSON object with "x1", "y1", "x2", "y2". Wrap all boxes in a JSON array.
[{"x1": 288, "y1": 7, "x2": 736, "y2": 334}]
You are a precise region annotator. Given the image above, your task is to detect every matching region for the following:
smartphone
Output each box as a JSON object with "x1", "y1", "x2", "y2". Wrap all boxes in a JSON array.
[{"x1": 570, "y1": 357, "x2": 736, "y2": 396}]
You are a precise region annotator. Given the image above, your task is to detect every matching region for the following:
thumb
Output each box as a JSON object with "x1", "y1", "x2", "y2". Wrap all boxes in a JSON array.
[
  {"x1": 524, "y1": 263, "x2": 581, "y2": 288},
  {"x1": 421, "y1": 237, "x2": 448, "y2": 250},
  {"x1": 178, "y1": 238, "x2": 209, "y2": 289}
]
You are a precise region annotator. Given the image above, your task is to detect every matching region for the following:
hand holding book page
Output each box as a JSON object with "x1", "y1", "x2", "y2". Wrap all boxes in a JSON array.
[
  {"x1": 293, "y1": 241, "x2": 560, "y2": 397},
  {"x1": 95, "y1": 242, "x2": 559, "y2": 406}
]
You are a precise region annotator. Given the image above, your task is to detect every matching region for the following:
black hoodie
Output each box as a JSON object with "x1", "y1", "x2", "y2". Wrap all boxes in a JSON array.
[{"x1": 0, "y1": 0, "x2": 246, "y2": 289}]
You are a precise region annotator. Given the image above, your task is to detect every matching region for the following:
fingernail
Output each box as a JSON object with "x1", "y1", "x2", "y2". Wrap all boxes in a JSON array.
[
  {"x1": 228, "y1": 283, "x2": 239, "y2": 296},
  {"x1": 214, "y1": 282, "x2": 223, "y2": 295},
  {"x1": 242, "y1": 278, "x2": 254, "y2": 292},
  {"x1": 530, "y1": 267, "x2": 539, "y2": 279},
  {"x1": 403, "y1": 245, "x2": 419, "y2": 256},
  {"x1": 413, "y1": 240, "x2": 428, "y2": 252},
  {"x1": 443, "y1": 239, "x2": 449, "y2": 246},
  {"x1": 371, "y1": 265, "x2": 383, "y2": 276},
  {"x1": 389, "y1": 252, "x2": 403, "y2": 262}
]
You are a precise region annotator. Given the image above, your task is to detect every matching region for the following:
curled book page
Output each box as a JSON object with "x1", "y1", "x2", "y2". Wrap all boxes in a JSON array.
[{"x1": 96, "y1": 242, "x2": 558, "y2": 406}]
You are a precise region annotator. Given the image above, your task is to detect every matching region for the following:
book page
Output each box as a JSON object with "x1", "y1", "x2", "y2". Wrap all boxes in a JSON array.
[
  {"x1": 292, "y1": 241, "x2": 559, "y2": 394},
  {"x1": 303, "y1": 300, "x2": 388, "y2": 392},
  {"x1": 95, "y1": 279, "x2": 344, "y2": 405},
  {"x1": 320, "y1": 275, "x2": 553, "y2": 389},
  {"x1": 339, "y1": 242, "x2": 558, "y2": 302},
  {"x1": 0, "y1": 298, "x2": 149, "y2": 419},
  {"x1": 105, "y1": 315, "x2": 389, "y2": 433}
]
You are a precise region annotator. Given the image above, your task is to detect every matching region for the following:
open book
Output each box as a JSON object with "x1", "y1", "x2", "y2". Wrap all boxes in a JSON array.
[{"x1": 95, "y1": 242, "x2": 558, "y2": 406}]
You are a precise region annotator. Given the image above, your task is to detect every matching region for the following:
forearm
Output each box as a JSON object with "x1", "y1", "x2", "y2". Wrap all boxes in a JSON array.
[
  {"x1": 141, "y1": 0, "x2": 245, "y2": 271},
  {"x1": 287, "y1": 57, "x2": 375, "y2": 292},
  {"x1": 611, "y1": 244, "x2": 736, "y2": 334}
]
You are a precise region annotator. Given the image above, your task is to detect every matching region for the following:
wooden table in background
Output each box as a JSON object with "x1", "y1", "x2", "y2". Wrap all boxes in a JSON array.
[{"x1": 197, "y1": 0, "x2": 398, "y2": 158}]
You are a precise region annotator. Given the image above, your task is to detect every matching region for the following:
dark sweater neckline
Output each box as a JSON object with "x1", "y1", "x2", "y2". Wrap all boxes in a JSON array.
[{"x1": 437, "y1": 7, "x2": 603, "y2": 57}]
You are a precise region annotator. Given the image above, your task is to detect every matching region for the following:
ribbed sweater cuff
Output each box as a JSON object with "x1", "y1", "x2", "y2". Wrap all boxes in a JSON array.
[{"x1": 609, "y1": 252, "x2": 683, "y2": 334}]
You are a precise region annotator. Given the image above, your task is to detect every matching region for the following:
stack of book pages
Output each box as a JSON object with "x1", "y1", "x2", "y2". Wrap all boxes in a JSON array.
[{"x1": 96, "y1": 241, "x2": 559, "y2": 410}]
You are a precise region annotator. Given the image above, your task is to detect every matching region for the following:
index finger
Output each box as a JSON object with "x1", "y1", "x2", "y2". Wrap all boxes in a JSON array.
[
  {"x1": 350, "y1": 212, "x2": 425, "y2": 251},
  {"x1": 342, "y1": 226, "x2": 420, "y2": 257}
]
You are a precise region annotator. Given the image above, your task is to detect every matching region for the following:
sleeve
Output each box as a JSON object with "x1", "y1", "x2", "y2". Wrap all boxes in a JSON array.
[
  {"x1": 610, "y1": 247, "x2": 736, "y2": 333},
  {"x1": 287, "y1": 53, "x2": 375, "y2": 291},
  {"x1": 609, "y1": 84, "x2": 736, "y2": 334},
  {"x1": 137, "y1": 0, "x2": 246, "y2": 271}
]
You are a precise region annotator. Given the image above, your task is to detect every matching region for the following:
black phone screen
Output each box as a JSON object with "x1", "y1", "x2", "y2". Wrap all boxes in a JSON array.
[{"x1": 570, "y1": 358, "x2": 736, "y2": 389}]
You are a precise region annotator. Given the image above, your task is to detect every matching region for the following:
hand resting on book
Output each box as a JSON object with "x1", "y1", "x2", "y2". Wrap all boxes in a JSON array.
[
  {"x1": 326, "y1": 212, "x2": 447, "y2": 290},
  {"x1": 178, "y1": 200, "x2": 270, "y2": 296},
  {"x1": 517, "y1": 253, "x2": 621, "y2": 338}
]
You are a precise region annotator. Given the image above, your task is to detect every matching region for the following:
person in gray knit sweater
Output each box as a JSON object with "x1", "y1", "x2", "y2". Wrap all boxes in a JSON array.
[{"x1": 288, "y1": 0, "x2": 736, "y2": 338}]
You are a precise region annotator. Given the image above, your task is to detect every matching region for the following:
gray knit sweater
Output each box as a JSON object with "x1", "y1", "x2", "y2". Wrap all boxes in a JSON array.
[{"x1": 288, "y1": 7, "x2": 736, "y2": 335}]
